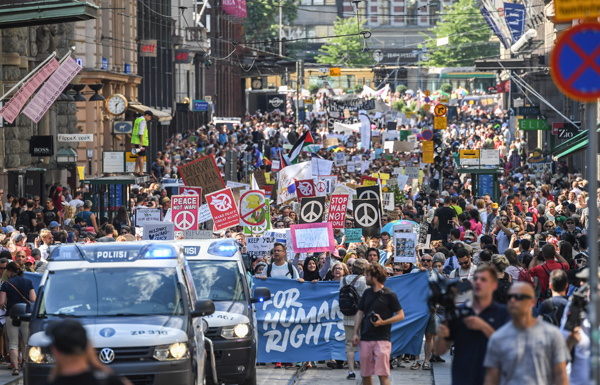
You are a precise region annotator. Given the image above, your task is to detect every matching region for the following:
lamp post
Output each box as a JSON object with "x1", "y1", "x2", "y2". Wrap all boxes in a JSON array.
[{"x1": 87, "y1": 149, "x2": 94, "y2": 176}]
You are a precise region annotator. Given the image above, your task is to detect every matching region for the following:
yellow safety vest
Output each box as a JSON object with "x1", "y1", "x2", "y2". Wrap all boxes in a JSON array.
[{"x1": 131, "y1": 116, "x2": 149, "y2": 146}]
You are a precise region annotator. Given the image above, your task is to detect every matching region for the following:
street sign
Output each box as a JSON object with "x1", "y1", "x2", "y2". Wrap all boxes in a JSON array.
[
  {"x1": 329, "y1": 68, "x2": 341, "y2": 77},
  {"x1": 319, "y1": 67, "x2": 329, "y2": 73},
  {"x1": 554, "y1": 0, "x2": 600, "y2": 22},
  {"x1": 551, "y1": 23, "x2": 600, "y2": 102},
  {"x1": 517, "y1": 106, "x2": 540, "y2": 116},
  {"x1": 460, "y1": 150, "x2": 480, "y2": 166},
  {"x1": 422, "y1": 129, "x2": 434, "y2": 141},
  {"x1": 518, "y1": 119, "x2": 552, "y2": 131},
  {"x1": 434, "y1": 116, "x2": 447, "y2": 130},
  {"x1": 434, "y1": 104, "x2": 447, "y2": 116},
  {"x1": 423, "y1": 141, "x2": 434, "y2": 152},
  {"x1": 192, "y1": 100, "x2": 209, "y2": 111},
  {"x1": 423, "y1": 103, "x2": 431, "y2": 111},
  {"x1": 424, "y1": 90, "x2": 431, "y2": 97}
]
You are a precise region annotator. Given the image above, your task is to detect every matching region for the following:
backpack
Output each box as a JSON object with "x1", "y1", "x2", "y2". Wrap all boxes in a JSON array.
[
  {"x1": 541, "y1": 298, "x2": 564, "y2": 326},
  {"x1": 494, "y1": 275, "x2": 512, "y2": 304},
  {"x1": 540, "y1": 264, "x2": 565, "y2": 300},
  {"x1": 16, "y1": 210, "x2": 30, "y2": 228},
  {"x1": 266, "y1": 261, "x2": 294, "y2": 278},
  {"x1": 339, "y1": 275, "x2": 361, "y2": 316},
  {"x1": 518, "y1": 268, "x2": 535, "y2": 287}
]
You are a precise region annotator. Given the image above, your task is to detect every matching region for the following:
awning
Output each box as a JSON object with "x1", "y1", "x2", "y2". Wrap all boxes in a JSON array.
[
  {"x1": 0, "y1": 1, "x2": 98, "y2": 28},
  {"x1": 555, "y1": 140, "x2": 587, "y2": 159},
  {"x1": 551, "y1": 124, "x2": 600, "y2": 156},
  {"x1": 128, "y1": 103, "x2": 172, "y2": 122}
]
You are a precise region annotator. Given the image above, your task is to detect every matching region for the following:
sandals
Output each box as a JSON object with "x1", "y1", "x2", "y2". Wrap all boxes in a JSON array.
[
  {"x1": 12, "y1": 369, "x2": 18, "y2": 376},
  {"x1": 410, "y1": 361, "x2": 421, "y2": 370},
  {"x1": 422, "y1": 362, "x2": 431, "y2": 370}
]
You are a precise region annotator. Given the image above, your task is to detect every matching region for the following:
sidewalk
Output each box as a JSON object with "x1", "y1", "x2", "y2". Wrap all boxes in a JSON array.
[
  {"x1": 0, "y1": 363, "x2": 22, "y2": 385},
  {"x1": 431, "y1": 351, "x2": 451, "y2": 385}
]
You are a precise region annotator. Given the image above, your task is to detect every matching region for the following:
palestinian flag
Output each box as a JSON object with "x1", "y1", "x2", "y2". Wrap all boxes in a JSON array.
[
  {"x1": 279, "y1": 151, "x2": 289, "y2": 168},
  {"x1": 288, "y1": 130, "x2": 315, "y2": 164}
]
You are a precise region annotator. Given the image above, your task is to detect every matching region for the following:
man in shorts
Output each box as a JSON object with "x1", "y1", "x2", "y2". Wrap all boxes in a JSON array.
[
  {"x1": 131, "y1": 110, "x2": 153, "y2": 175},
  {"x1": 352, "y1": 264, "x2": 405, "y2": 385}
]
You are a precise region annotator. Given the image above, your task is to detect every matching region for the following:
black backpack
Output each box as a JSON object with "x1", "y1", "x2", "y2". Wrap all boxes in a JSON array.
[
  {"x1": 16, "y1": 210, "x2": 30, "y2": 228},
  {"x1": 339, "y1": 275, "x2": 361, "y2": 316},
  {"x1": 494, "y1": 275, "x2": 513, "y2": 304},
  {"x1": 266, "y1": 261, "x2": 295, "y2": 278}
]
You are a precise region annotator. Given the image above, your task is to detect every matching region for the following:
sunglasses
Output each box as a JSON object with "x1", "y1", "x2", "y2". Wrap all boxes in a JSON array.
[
  {"x1": 507, "y1": 293, "x2": 532, "y2": 301},
  {"x1": 393, "y1": 268, "x2": 402, "y2": 272},
  {"x1": 387, "y1": 273, "x2": 394, "y2": 277},
  {"x1": 459, "y1": 260, "x2": 471, "y2": 266},
  {"x1": 566, "y1": 222, "x2": 574, "y2": 225},
  {"x1": 421, "y1": 259, "x2": 432, "y2": 263}
]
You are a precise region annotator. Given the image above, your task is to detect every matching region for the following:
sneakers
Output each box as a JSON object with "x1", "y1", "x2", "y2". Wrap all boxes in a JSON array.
[
  {"x1": 274, "y1": 362, "x2": 282, "y2": 369},
  {"x1": 430, "y1": 355, "x2": 446, "y2": 363},
  {"x1": 327, "y1": 361, "x2": 344, "y2": 369},
  {"x1": 347, "y1": 372, "x2": 356, "y2": 380}
]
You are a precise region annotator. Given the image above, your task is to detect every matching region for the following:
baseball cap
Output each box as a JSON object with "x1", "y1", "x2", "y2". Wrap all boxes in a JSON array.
[
  {"x1": 25, "y1": 256, "x2": 35, "y2": 265},
  {"x1": 48, "y1": 221, "x2": 59, "y2": 230},
  {"x1": 491, "y1": 203, "x2": 499, "y2": 209},
  {"x1": 46, "y1": 319, "x2": 88, "y2": 355}
]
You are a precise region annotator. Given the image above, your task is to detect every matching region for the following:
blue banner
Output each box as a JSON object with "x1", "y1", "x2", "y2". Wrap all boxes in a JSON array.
[
  {"x1": 504, "y1": 3, "x2": 525, "y2": 42},
  {"x1": 253, "y1": 272, "x2": 430, "y2": 362},
  {"x1": 480, "y1": 7, "x2": 511, "y2": 49}
]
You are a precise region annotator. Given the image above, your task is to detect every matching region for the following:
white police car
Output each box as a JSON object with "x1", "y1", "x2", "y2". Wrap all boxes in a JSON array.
[
  {"x1": 176, "y1": 239, "x2": 270, "y2": 385},
  {"x1": 11, "y1": 242, "x2": 216, "y2": 385}
]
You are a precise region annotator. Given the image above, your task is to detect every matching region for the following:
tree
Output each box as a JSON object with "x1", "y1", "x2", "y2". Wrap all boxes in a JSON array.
[
  {"x1": 316, "y1": 17, "x2": 372, "y2": 67},
  {"x1": 396, "y1": 84, "x2": 408, "y2": 94},
  {"x1": 423, "y1": 0, "x2": 499, "y2": 67},
  {"x1": 308, "y1": 84, "x2": 320, "y2": 95},
  {"x1": 440, "y1": 83, "x2": 452, "y2": 94},
  {"x1": 244, "y1": 0, "x2": 297, "y2": 47},
  {"x1": 353, "y1": 84, "x2": 364, "y2": 93}
]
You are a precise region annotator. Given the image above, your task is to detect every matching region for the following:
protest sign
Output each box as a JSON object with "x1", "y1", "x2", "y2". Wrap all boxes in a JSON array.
[
  {"x1": 346, "y1": 162, "x2": 355, "y2": 173},
  {"x1": 244, "y1": 198, "x2": 272, "y2": 235},
  {"x1": 353, "y1": 199, "x2": 380, "y2": 237},
  {"x1": 205, "y1": 188, "x2": 240, "y2": 231},
  {"x1": 299, "y1": 196, "x2": 326, "y2": 224},
  {"x1": 239, "y1": 190, "x2": 267, "y2": 227},
  {"x1": 345, "y1": 228, "x2": 363, "y2": 243},
  {"x1": 382, "y1": 192, "x2": 395, "y2": 211},
  {"x1": 327, "y1": 195, "x2": 348, "y2": 228},
  {"x1": 331, "y1": 183, "x2": 355, "y2": 207},
  {"x1": 323, "y1": 138, "x2": 339, "y2": 148},
  {"x1": 418, "y1": 220, "x2": 429, "y2": 246},
  {"x1": 172, "y1": 195, "x2": 200, "y2": 232},
  {"x1": 253, "y1": 273, "x2": 430, "y2": 362},
  {"x1": 295, "y1": 179, "x2": 316, "y2": 200},
  {"x1": 397, "y1": 175, "x2": 409, "y2": 190},
  {"x1": 361, "y1": 175, "x2": 378, "y2": 186},
  {"x1": 311, "y1": 158, "x2": 333, "y2": 176},
  {"x1": 179, "y1": 155, "x2": 225, "y2": 196},
  {"x1": 142, "y1": 222, "x2": 175, "y2": 241},
  {"x1": 184, "y1": 230, "x2": 213, "y2": 239},
  {"x1": 253, "y1": 169, "x2": 268, "y2": 187},
  {"x1": 278, "y1": 161, "x2": 312, "y2": 204},
  {"x1": 290, "y1": 222, "x2": 335, "y2": 253},
  {"x1": 226, "y1": 181, "x2": 251, "y2": 189},
  {"x1": 333, "y1": 152, "x2": 347, "y2": 166},
  {"x1": 177, "y1": 186, "x2": 203, "y2": 199},
  {"x1": 246, "y1": 237, "x2": 275, "y2": 259},
  {"x1": 394, "y1": 232, "x2": 418, "y2": 263},
  {"x1": 357, "y1": 185, "x2": 382, "y2": 208},
  {"x1": 197, "y1": 204, "x2": 213, "y2": 224},
  {"x1": 405, "y1": 167, "x2": 419, "y2": 179},
  {"x1": 135, "y1": 208, "x2": 161, "y2": 227}
]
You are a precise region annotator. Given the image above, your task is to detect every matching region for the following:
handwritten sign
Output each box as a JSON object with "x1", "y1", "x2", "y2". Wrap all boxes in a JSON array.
[
  {"x1": 327, "y1": 194, "x2": 348, "y2": 228},
  {"x1": 246, "y1": 236, "x2": 275, "y2": 259},
  {"x1": 23, "y1": 58, "x2": 82, "y2": 123},
  {"x1": 334, "y1": 152, "x2": 347, "y2": 166},
  {"x1": 405, "y1": 167, "x2": 419, "y2": 179},
  {"x1": 397, "y1": 175, "x2": 409, "y2": 190},
  {"x1": 197, "y1": 204, "x2": 213, "y2": 224},
  {"x1": 345, "y1": 228, "x2": 363, "y2": 243},
  {"x1": 290, "y1": 223, "x2": 335, "y2": 253},
  {"x1": 142, "y1": 222, "x2": 175, "y2": 241},
  {"x1": 346, "y1": 162, "x2": 355, "y2": 173},
  {"x1": 179, "y1": 154, "x2": 225, "y2": 196},
  {"x1": 135, "y1": 208, "x2": 161, "y2": 227},
  {"x1": 184, "y1": 230, "x2": 213, "y2": 239},
  {"x1": 311, "y1": 158, "x2": 333, "y2": 176},
  {"x1": 382, "y1": 192, "x2": 395, "y2": 211}
]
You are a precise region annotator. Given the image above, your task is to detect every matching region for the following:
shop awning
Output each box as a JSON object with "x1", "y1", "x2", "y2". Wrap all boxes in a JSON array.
[
  {"x1": 128, "y1": 103, "x2": 172, "y2": 122},
  {"x1": 554, "y1": 140, "x2": 588, "y2": 159},
  {"x1": 551, "y1": 124, "x2": 600, "y2": 157}
]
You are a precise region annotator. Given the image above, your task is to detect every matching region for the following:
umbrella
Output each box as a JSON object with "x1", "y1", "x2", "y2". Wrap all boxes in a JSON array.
[{"x1": 382, "y1": 219, "x2": 420, "y2": 235}]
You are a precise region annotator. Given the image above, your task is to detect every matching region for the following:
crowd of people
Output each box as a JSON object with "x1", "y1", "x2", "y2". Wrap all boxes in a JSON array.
[{"x1": 0, "y1": 84, "x2": 594, "y2": 385}]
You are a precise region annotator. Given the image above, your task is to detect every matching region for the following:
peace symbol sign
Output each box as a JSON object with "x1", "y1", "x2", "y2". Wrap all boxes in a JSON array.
[
  {"x1": 315, "y1": 181, "x2": 327, "y2": 193},
  {"x1": 355, "y1": 203, "x2": 378, "y2": 228},
  {"x1": 210, "y1": 193, "x2": 232, "y2": 212},
  {"x1": 175, "y1": 211, "x2": 195, "y2": 230},
  {"x1": 359, "y1": 190, "x2": 380, "y2": 201},
  {"x1": 301, "y1": 201, "x2": 323, "y2": 223},
  {"x1": 298, "y1": 182, "x2": 314, "y2": 196}
]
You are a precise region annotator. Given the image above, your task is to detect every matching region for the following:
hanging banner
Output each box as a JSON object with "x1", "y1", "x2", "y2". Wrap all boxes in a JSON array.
[
  {"x1": 253, "y1": 273, "x2": 430, "y2": 362},
  {"x1": 0, "y1": 57, "x2": 60, "y2": 124},
  {"x1": 22, "y1": 58, "x2": 82, "y2": 123}
]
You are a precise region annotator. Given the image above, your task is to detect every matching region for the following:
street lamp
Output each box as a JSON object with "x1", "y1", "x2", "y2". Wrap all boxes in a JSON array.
[{"x1": 56, "y1": 146, "x2": 78, "y2": 169}]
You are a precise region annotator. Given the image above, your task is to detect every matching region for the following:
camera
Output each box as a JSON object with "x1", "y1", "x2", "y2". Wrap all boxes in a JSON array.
[
  {"x1": 428, "y1": 270, "x2": 473, "y2": 322},
  {"x1": 564, "y1": 283, "x2": 588, "y2": 332},
  {"x1": 367, "y1": 311, "x2": 379, "y2": 323}
]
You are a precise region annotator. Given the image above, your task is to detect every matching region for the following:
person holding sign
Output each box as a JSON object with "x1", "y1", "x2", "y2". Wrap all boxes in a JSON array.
[{"x1": 352, "y1": 264, "x2": 405, "y2": 385}]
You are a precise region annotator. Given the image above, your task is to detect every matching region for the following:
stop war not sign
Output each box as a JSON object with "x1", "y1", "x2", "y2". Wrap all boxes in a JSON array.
[
  {"x1": 172, "y1": 195, "x2": 200, "y2": 232},
  {"x1": 327, "y1": 194, "x2": 348, "y2": 228}
]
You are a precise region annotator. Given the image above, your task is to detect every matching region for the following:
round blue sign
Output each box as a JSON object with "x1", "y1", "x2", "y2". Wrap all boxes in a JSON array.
[
  {"x1": 99, "y1": 328, "x2": 116, "y2": 338},
  {"x1": 422, "y1": 129, "x2": 434, "y2": 141}
]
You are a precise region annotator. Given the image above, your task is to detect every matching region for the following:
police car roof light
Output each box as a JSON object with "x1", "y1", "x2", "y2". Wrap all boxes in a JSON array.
[
  {"x1": 207, "y1": 240, "x2": 238, "y2": 257},
  {"x1": 47, "y1": 244, "x2": 86, "y2": 261},
  {"x1": 141, "y1": 245, "x2": 178, "y2": 259}
]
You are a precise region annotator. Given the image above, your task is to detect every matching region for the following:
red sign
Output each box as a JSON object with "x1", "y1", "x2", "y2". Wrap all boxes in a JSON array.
[
  {"x1": 327, "y1": 194, "x2": 349, "y2": 228},
  {"x1": 177, "y1": 186, "x2": 203, "y2": 200},
  {"x1": 171, "y1": 195, "x2": 200, "y2": 232},
  {"x1": 361, "y1": 175, "x2": 378, "y2": 186},
  {"x1": 295, "y1": 179, "x2": 316, "y2": 200},
  {"x1": 496, "y1": 80, "x2": 510, "y2": 93},
  {"x1": 205, "y1": 188, "x2": 240, "y2": 231}
]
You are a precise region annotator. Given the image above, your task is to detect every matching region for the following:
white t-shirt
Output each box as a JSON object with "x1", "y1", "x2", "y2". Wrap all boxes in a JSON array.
[
  {"x1": 449, "y1": 264, "x2": 476, "y2": 305},
  {"x1": 69, "y1": 199, "x2": 84, "y2": 208},
  {"x1": 259, "y1": 262, "x2": 299, "y2": 279},
  {"x1": 138, "y1": 119, "x2": 146, "y2": 135}
]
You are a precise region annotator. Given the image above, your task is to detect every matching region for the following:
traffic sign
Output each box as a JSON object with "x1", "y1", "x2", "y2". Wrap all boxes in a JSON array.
[
  {"x1": 329, "y1": 67, "x2": 341, "y2": 77},
  {"x1": 434, "y1": 116, "x2": 447, "y2": 130},
  {"x1": 424, "y1": 90, "x2": 431, "y2": 97},
  {"x1": 423, "y1": 103, "x2": 431, "y2": 111},
  {"x1": 551, "y1": 23, "x2": 600, "y2": 102},
  {"x1": 422, "y1": 129, "x2": 434, "y2": 141},
  {"x1": 205, "y1": 96, "x2": 212, "y2": 102},
  {"x1": 422, "y1": 141, "x2": 434, "y2": 152},
  {"x1": 192, "y1": 100, "x2": 209, "y2": 112},
  {"x1": 439, "y1": 96, "x2": 449, "y2": 103},
  {"x1": 554, "y1": 0, "x2": 600, "y2": 22},
  {"x1": 434, "y1": 104, "x2": 447, "y2": 116},
  {"x1": 519, "y1": 119, "x2": 552, "y2": 131},
  {"x1": 423, "y1": 152, "x2": 434, "y2": 163}
]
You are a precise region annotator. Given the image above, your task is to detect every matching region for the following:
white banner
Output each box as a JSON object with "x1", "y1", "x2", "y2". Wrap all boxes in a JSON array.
[{"x1": 58, "y1": 134, "x2": 94, "y2": 142}]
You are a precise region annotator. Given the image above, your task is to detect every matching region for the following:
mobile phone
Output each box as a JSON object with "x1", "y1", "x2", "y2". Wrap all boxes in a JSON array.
[{"x1": 538, "y1": 240, "x2": 547, "y2": 247}]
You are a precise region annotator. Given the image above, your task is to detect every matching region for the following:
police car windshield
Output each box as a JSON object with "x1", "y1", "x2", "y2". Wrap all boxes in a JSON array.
[
  {"x1": 188, "y1": 261, "x2": 246, "y2": 301},
  {"x1": 38, "y1": 268, "x2": 184, "y2": 317}
]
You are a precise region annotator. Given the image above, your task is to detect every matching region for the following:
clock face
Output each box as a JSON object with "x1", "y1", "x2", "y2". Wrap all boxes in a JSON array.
[
  {"x1": 106, "y1": 95, "x2": 127, "y2": 115},
  {"x1": 252, "y1": 79, "x2": 262, "y2": 89}
]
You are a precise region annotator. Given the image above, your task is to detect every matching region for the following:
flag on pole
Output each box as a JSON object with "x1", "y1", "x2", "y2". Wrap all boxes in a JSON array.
[
  {"x1": 277, "y1": 161, "x2": 312, "y2": 204},
  {"x1": 279, "y1": 151, "x2": 289, "y2": 168},
  {"x1": 288, "y1": 130, "x2": 315, "y2": 164}
]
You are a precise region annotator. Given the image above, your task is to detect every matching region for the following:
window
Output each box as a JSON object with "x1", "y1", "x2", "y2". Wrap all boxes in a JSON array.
[
  {"x1": 429, "y1": 1, "x2": 440, "y2": 25},
  {"x1": 379, "y1": 0, "x2": 390, "y2": 25},
  {"x1": 406, "y1": 0, "x2": 417, "y2": 26}
]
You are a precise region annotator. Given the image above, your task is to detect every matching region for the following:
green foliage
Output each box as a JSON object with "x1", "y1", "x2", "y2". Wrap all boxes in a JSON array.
[
  {"x1": 308, "y1": 84, "x2": 320, "y2": 95},
  {"x1": 316, "y1": 17, "x2": 372, "y2": 67},
  {"x1": 395, "y1": 84, "x2": 408, "y2": 94},
  {"x1": 244, "y1": 0, "x2": 298, "y2": 45},
  {"x1": 391, "y1": 99, "x2": 406, "y2": 112},
  {"x1": 423, "y1": 0, "x2": 500, "y2": 67},
  {"x1": 353, "y1": 84, "x2": 364, "y2": 93},
  {"x1": 440, "y1": 83, "x2": 452, "y2": 94}
]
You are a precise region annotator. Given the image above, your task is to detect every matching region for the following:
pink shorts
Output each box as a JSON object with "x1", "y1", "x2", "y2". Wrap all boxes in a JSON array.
[{"x1": 358, "y1": 340, "x2": 392, "y2": 377}]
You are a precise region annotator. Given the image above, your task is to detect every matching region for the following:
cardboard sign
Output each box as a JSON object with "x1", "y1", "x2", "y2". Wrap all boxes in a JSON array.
[
  {"x1": 299, "y1": 196, "x2": 326, "y2": 224},
  {"x1": 382, "y1": 192, "x2": 395, "y2": 211},
  {"x1": 239, "y1": 190, "x2": 267, "y2": 227},
  {"x1": 295, "y1": 179, "x2": 316, "y2": 200},
  {"x1": 353, "y1": 199, "x2": 381, "y2": 237},
  {"x1": 345, "y1": 228, "x2": 363, "y2": 243},
  {"x1": 184, "y1": 230, "x2": 213, "y2": 239},
  {"x1": 205, "y1": 188, "x2": 240, "y2": 231},
  {"x1": 177, "y1": 186, "x2": 203, "y2": 199},
  {"x1": 323, "y1": 138, "x2": 339, "y2": 148},
  {"x1": 179, "y1": 155, "x2": 225, "y2": 196},
  {"x1": 246, "y1": 236, "x2": 276, "y2": 259},
  {"x1": 172, "y1": 195, "x2": 200, "y2": 232},
  {"x1": 254, "y1": 169, "x2": 268, "y2": 187},
  {"x1": 142, "y1": 222, "x2": 175, "y2": 241},
  {"x1": 135, "y1": 208, "x2": 161, "y2": 227},
  {"x1": 290, "y1": 223, "x2": 335, "y2": 253},
  {"x1": 327, "y1": 194, "x2": 349, "y2": 228}
]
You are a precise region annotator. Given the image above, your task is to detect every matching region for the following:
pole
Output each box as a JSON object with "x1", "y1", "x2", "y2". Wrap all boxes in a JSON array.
[
  {"x1": 508, "y1": 70, "x2": 512, "y2": 145},
  {"x1": 279, "y1": 0, "x2": 283, "y2": 56},
  {"x1": 295, "y1": 60, "x2": 299, "y2": 128},
  {"x1": 587, "y1": 101, "x2": 599, "y2": 385}
]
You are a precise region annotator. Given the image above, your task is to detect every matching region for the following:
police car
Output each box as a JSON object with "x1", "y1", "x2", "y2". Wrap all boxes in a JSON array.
[
  {"x1": 11, "y1": 242, "x2": 216, "y2": 385},
  {"x1": 176, "y1": 239, "x2": 270, "y2": 385}
]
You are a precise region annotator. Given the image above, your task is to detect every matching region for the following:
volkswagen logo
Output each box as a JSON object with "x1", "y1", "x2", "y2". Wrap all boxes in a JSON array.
[{"x1": 99, "y1": 348, "x2": 115, "y2": 364}]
